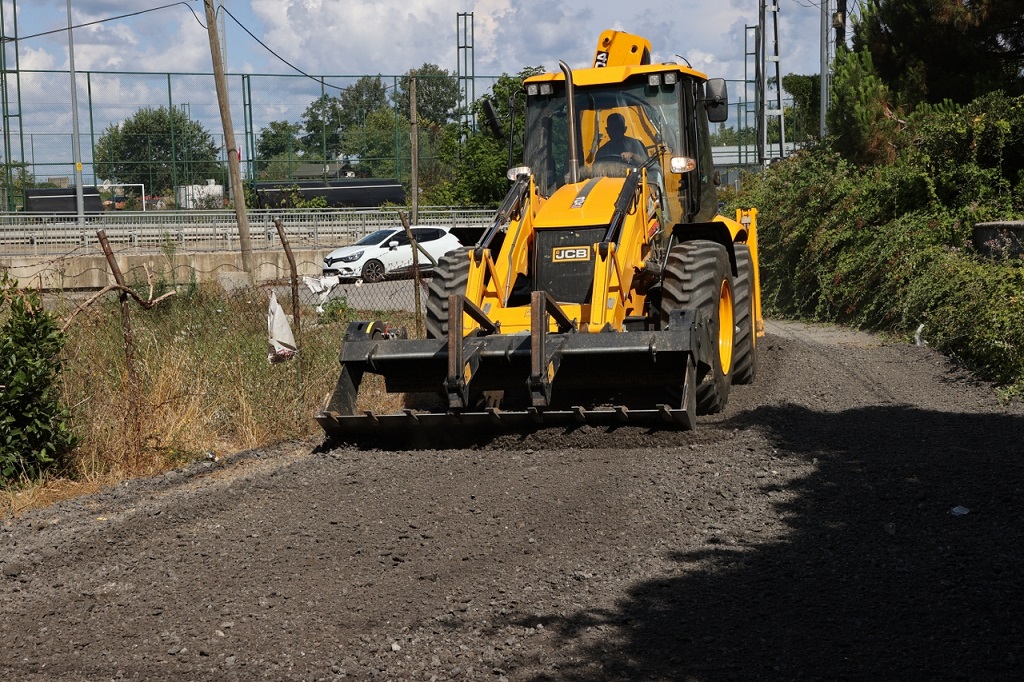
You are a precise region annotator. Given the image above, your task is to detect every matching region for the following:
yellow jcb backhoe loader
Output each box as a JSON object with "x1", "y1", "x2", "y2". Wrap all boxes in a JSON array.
[{"x1": 317, "y1": 30, "x2": 762, "y2": 438}]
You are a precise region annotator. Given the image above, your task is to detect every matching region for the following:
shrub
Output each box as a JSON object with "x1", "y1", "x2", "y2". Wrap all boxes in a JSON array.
[
  {"x1": 318, "y1": 296, "x2": 356, "y2": 324},
  {"x1": 0, "y1": 273, "x2": 78, "y2": 482},
  {"x1": 733, "y1": 92, "x2": 1024, "y2": 393}
]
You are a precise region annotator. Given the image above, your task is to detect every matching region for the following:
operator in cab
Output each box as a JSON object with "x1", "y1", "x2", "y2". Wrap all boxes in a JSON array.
[{"x1": 597, "y1": 113, "x2": 648, "y2": 166}]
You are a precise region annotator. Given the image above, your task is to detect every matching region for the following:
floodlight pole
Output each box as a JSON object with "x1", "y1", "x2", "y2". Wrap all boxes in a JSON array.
[
  {"x1": 819, "y1": 0, "x2": 830, "y2": 138},
  {"x1": 66, "y1": 0, "x2": 85, "y2": 225},
  {"x1": 203, "y1": 0, "x2": 253, "y2": 279}
]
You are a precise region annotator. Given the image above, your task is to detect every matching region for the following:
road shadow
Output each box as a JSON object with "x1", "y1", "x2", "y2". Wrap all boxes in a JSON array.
[{"x1": 524, "y1": 402, "x2": 1024, "y2": 680}]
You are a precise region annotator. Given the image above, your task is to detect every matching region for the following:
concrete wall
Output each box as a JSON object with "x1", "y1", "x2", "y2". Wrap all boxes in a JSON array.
[{"x1": 2, "y1": 249, "x2": 333, "y2": 291}]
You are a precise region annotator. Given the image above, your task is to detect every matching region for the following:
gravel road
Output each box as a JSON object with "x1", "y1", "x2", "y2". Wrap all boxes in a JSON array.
[{"x1": 2, "y1": 320, "x2": 1023, "y2": 681}]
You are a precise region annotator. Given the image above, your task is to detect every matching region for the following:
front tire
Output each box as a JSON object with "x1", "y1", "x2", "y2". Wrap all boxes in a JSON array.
[
  {"x1": 424, "y1": 248, "x2": 471, "y2": 339},
  {"x1": 661, "y1": 240, "x2": 734, "y2": 414},
  {"x1": 731, "y1": 244, "x2": 758, "y2": 385}
]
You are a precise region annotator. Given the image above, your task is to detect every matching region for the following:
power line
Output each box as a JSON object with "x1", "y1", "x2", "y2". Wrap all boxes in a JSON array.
[
  {"x1": 217, "y1": 5, "x2": 347, "y2": 92},
  {"x1": 9, "y1": 0, "x2": 351, "y2": 94},
  {"x1": 5, "y1": 2, "x2": 205, "y2": 42}
]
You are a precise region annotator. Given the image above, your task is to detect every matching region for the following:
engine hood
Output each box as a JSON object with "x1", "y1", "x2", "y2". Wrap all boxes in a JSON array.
[{"x1": 534, "y1": 176, "x2": 626, "y2": 229}]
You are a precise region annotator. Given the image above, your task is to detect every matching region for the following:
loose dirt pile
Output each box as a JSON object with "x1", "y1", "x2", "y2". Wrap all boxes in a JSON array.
[{"x1": 2, "y1": 321, "x2": 1022, "y2": 680}]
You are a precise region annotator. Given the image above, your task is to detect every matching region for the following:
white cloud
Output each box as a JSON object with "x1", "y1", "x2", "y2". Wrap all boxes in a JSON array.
[{"x1": 6, "y1": 0, "x2": 831, "y2": 164}]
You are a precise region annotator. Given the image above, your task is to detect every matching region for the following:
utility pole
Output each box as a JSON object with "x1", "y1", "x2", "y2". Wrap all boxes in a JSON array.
[
  {"x1": 835, "y1": 0, "x2": 847, "y2": 51},
  {"x1": 819, "y1": 0, "x2": 830, "y2": 138},
  {"x1": 203, "y1": 0, "x2": 253, "y2": 279},
  {"x1": 409, "y1": 71, "x2": 418, "y2": 225},
  {"x1": 66, "y1": 0, "x2": 84, "y2": 226}
]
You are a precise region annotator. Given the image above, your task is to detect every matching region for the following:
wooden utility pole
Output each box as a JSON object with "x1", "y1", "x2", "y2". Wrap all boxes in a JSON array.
[
  {"x1": 410, "y1": 70, "x2": 419, "y2": 225},
  {"x1": 203, "y1": 0, "x2": 254, "y2": 279}
]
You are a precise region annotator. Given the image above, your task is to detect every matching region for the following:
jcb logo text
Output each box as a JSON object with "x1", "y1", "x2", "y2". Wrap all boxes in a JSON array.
[{"x1": 553, "y1": 247, "x2": 591, "y2": 262}]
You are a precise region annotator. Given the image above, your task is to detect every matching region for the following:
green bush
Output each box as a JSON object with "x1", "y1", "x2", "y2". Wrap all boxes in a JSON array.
[
  {"x1": 735, "y1": 92, "x2": 1024, "y2": 393},
  {"x1": 0, "y1": 273, "x2": 78, "y2": 482},
  {"x1": 318, "y1": 296, "x2": 356, "y2": 324}
]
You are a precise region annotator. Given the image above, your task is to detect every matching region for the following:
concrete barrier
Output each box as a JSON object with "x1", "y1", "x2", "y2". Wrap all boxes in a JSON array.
[{"x1": 2, "y1": 248, "x2": 334, "y2": 290}]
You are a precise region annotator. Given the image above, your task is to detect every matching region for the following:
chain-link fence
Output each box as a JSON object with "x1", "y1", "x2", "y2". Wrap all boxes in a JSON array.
[
  {"x1": 3, "y1": 69, "x2": 503, "y2": 212},
  {"x1": 2, "y1": 68, "x2": 777, "y2": 213}
]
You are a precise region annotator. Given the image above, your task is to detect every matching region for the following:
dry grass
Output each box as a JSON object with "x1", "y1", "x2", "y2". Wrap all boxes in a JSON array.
[
  {"x1": 0, "y1": 476, "x2": 112, "y2": 518},
  {"x1": 3, "y1": 281, "x2": 404, "y2": 517}
]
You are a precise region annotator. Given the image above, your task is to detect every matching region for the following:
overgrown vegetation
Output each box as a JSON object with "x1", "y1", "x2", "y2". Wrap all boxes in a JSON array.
[
  {"x1": 2, "y1": 273, "x2": 422, "y2": 508},
  {"x1": 736, "y1": 92, "x2": 1024, "y2": 394},
  {"x1": 53, "y1": 284, "x2": 345, "y2": 480},
  {"x1": 730, "y1": 1, "x2": 1024, "y2": 395}
]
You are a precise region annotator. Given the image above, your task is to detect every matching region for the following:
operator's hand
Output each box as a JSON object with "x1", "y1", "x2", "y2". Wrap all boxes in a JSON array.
[{"x1": 621, "y1": 151, "x2": 637, "y2": 163}]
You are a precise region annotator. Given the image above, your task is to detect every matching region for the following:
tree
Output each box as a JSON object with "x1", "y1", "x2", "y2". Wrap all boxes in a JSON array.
[
  {"x1": 339, "y1": 76, "x2": 390, "y2": 130},
  {"x1": 299, "y1": 93, "x2": 345, "y2": 161},
  {"x1": 93, "y1": 106, "x2": 224, "y2": 194},
  {"x1": 419, "y1": 66, "x2": 548, "y2": 206},
  {"x1": 828, "y1": 47, "x2": 900, "y2": 164},
  {"x1": 256, "y1": 151, "x2": 304, "y2": 181},
  {"x1": 781, "y1": 74, "x2": 821, "y2": 144},
  {"x1": 709, "y1": 123, "x2": 758, "y2": 147},
  {"x1": 854, "y1": 0, "x2": 1024, "y2": 107},
  {"x1": 346, "y1": 108, "x2": 409, "y2": 179},
  {"x1": 256, "y1": 120, "x2": 302, "y2": 160},
  {"x1": 395, "y1": 64, "x2": 461, "y2": 124}
]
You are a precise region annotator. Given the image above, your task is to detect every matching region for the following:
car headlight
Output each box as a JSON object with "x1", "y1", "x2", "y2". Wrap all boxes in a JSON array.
[{"x1": 339, "y1": 250, "x2": 364, "y2": 263}]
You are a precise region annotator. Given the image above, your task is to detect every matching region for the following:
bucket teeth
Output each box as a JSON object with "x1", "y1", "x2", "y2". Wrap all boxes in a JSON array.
[{"x1": 317, "y1": 404, "x2": 696, "y2": 439}]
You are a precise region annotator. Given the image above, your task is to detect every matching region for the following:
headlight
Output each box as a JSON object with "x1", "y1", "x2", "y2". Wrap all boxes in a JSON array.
[
  {"x1": 339, "y1": 250, "x2": 364, "y2": 263},
  {"x1": 506, "y1": 165, "x2": 532, "y2": 181},
  {"x1": 670, "y1": 156, "x2": 697, "y2": 173}
]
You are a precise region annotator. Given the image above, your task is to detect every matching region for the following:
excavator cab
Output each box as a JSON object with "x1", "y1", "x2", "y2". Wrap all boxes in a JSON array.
[{"x1": 522, "y1": 68, "x2": 726, "y2": 229}]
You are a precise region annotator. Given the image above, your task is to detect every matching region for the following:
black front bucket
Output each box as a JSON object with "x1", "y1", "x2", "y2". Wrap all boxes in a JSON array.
[{"x1": 316, "y1": 307, "x2": 710, "y2": 441}]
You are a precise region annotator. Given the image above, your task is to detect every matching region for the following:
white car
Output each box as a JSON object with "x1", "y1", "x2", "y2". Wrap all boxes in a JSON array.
[{"x1": 321, "y1": 226, "x2": 463, "y2": 282}]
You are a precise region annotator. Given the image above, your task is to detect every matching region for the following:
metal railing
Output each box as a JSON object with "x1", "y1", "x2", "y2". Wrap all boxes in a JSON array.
[{"x1": 0, "y1": 207, "x2": 495, "y2": 256}]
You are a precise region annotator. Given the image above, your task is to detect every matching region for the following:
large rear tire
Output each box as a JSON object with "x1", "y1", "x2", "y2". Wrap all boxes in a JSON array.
[
  {"x1": 731, "y1": 244, "x2": 758, "y2": 385},
  {"x1": 661, "y1": 240, "x2": 734, "y2": 414},
  {"x1": 424, "y1": 248, "x2": 471, "y2": 340}
]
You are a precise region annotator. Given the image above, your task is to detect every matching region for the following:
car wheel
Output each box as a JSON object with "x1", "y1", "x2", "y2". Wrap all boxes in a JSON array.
[{"x1": 361, "y1": 259, "x2": 385, "y2": 283}]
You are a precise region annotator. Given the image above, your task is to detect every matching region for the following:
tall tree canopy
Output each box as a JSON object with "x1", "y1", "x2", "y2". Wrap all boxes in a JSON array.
[
  {"x1": 256, "y1": 120, "x2": 303, "y2": 160},
  {"x1": 781, "y1": 73, "x2": 821, "y2": 143},
  {"x1": 854, "y1": 0, "x2": 1024, "y2": 106},
  {"x1": 429, "y1": 66, "x2": 546, "y2": 205},
  {"x1": 395, "y1": 63, "x2": 461, "y2": 124},
  {"x1": 339, "y1": 76, "x2": 390, "y2": 130},
  {"x1": 93, "y1": 106, "x2": 223, "y2": 193},
  {"x1": 300, "y1": 94, "x2": 345, "y2": 160}
]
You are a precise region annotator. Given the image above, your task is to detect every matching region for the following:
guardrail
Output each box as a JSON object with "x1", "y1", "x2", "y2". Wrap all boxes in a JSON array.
[{"x1": 0, "y1": 207, "x2": 495, "y2": 256}]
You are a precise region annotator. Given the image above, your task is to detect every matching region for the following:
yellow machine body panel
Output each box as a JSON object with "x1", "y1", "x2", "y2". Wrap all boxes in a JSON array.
[
  {"x1": 592, "y1": 30, "x2": 653, "y2": 68},
  {"x1": 460, "y1": 165, "x2": 661, "y2": 336},
  {"x1": 532, "y1": 177, "x2": 629, "y2": 228}
]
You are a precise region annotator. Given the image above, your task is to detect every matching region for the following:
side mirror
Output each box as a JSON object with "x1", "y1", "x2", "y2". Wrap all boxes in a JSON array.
[
  {"x1": 481, "y1": 99, "x2": 505, "y2": 140},
  {"x1": 705, "y1": 78, "x2": 729, "y2": 123},
  {"x1": 388, "y1": 240, "x2": 399, "y2": 250}
]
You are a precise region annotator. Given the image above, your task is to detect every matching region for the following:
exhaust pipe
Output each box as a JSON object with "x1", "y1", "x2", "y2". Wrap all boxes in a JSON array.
[{"x1": 559, "y1": 60, "x2": 580, "y2": 185}]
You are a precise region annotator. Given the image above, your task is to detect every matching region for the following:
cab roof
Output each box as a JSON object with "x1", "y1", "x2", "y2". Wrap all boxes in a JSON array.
[{"x1": 524, "y1": 63, "x2": 710, "y2": 88}]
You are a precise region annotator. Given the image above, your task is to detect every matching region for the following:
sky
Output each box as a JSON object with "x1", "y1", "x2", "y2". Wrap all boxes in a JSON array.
[
  {"x1": 3, "y1": 0, "x2": 847, "y2": 173},
  {"x1": 12, "y1": 0, "x2": 840, "y2": 83}
]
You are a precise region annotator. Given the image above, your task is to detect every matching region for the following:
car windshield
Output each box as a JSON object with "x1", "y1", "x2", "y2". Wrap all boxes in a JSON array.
[{"x1": 353, "y1": 229, "x2": 398, "y2": 246}]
